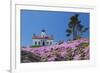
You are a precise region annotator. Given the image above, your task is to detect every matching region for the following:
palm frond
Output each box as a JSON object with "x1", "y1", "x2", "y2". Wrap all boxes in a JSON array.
[{"x1": 66, "y1": 29, "x2": 72, "y2": 33}]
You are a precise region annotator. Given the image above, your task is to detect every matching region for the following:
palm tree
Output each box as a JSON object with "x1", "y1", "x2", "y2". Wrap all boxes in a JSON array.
[{"x1": 66, "y1": 14, "x2": 88, "y2": 40}]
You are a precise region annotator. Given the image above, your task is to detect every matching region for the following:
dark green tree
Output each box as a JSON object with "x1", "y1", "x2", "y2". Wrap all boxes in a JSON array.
[{"x1": 66, "y1": 14, "x2": 88, "y2": 40}]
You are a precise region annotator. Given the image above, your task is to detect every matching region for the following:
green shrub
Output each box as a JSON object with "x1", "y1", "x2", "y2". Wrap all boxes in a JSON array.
[{"x1": 30, "y1": 45, "x2": 41, "y2": 48}]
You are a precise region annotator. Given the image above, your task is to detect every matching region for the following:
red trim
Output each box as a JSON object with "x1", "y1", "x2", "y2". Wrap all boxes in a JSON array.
[{"x1": 32, "y1": 36, "x2": 53, "y2": 40}]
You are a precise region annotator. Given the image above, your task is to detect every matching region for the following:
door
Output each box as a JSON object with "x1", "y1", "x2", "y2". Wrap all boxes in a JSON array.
[{"x1": 42, "y1": 41, "x2": 45, "y2": 46}]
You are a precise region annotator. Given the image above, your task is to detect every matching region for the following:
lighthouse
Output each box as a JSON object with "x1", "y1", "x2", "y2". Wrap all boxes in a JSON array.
[{"x1": 32, "y1": 29, "x2": 54, "y2": 46}]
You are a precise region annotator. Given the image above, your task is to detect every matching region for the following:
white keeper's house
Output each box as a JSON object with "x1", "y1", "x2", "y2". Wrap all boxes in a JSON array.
[{"x1": 32, "y1": 29, "x2": 54, "y2": 46}]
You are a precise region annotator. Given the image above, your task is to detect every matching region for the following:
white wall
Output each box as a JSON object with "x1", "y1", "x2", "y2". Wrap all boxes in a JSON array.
[
  {"x1": 33, "y1": 39, "x2": 42, "y2": 45},
  {"x1": 46, "y1": 40, "x2": 53, "y2": 45},
  {"x1": 33, "y1": 39, "x2": 54, "y2": 46}
]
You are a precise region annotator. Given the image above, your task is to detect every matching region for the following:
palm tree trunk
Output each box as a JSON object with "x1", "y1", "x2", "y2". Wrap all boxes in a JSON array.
[
  {"x1": 73, "y1": 26, "x2": 77, "y2": 40},
  {"x1": 73, "y1": 27, "x2": 75, "y2": 40}
]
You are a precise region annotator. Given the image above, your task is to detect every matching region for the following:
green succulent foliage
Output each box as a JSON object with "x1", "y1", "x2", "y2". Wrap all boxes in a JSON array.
[{"x1": 30, "y1": 45, "x2": 41, "y2": 48}]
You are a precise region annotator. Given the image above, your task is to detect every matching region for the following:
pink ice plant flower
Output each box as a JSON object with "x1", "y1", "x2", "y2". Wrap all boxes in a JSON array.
[{"x1": 22, "y1": 38, "x2": 89, "y2": 61}]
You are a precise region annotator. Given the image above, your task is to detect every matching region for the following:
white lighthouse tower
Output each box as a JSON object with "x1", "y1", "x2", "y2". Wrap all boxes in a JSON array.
[{"x1": 41, "y1": 29, "x2": 46, "y2": 37}]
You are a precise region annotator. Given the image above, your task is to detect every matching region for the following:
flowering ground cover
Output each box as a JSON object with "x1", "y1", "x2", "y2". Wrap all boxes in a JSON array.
[{"x1": 21, "y1": 38, "x2": 89, "y2": 63}]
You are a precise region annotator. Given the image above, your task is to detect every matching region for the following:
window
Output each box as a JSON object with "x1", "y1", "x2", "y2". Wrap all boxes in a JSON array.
[
  {"x1": 50, "y1": 42, "x2": 52, "y2": 45},
  {"x1": 47, "y1": 42, "x2": 48, "y2": 45},
  {"x1": 38, "y1": 41, "x2": 40, "y2": 45},
  {"x1": 35, "y1": 41, "x2": 37, "y2": 45}
]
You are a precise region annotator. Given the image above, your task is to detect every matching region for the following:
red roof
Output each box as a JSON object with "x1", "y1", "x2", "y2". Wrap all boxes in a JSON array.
[{"x1": 32, "y1": 36, "x2": 53, "y2": 40}]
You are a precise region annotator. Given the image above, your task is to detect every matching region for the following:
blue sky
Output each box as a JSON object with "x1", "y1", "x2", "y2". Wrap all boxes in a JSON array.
[{"x1": 21, "y1": 10, "x2": 90, "y2": 47}]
